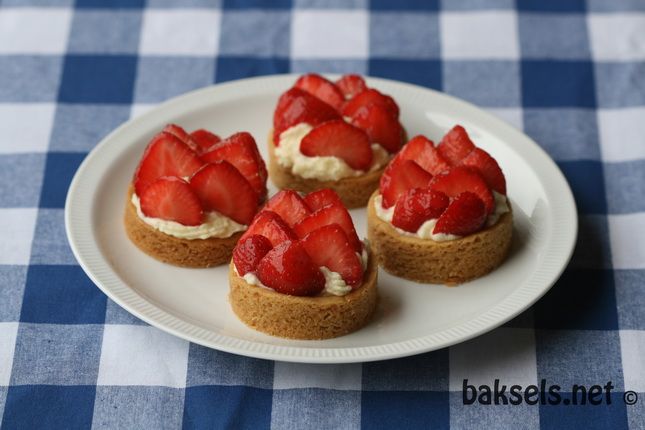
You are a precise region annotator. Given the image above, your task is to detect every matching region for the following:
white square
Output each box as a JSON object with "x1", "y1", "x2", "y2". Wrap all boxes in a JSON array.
[
  {"x1": 0, "y1": 8, "x2": 71, "y2": 54},
  {"x1": 139, "y1": 9, "x2": 221, "y2": 56},
  {"x1": 273, "y1": 362, "x2": 361, "y2": 390},
  {"x1": 487, "y1": 108, "x2": 524, "y2": 131},
  {"x1": 97, "y1": 325, "x2": 189, "y2": 388},
  {"x1": 597, "y1": 108, "x2": 645, "y2": 162},
  {"x1": 0, "y1": 208, "x2": 38, "y2": 265},
  {"x1": 440, "y1": 11, "x2": 519, "y2": 60},
  {"x1": 620, "y1": 330, "x2": 645, "y2": 392},
  {"x1": 291, "y1": 10, "x2": 368, "y2": 59},
  {"x1": 0, "y1": 322, "x2": 19, "y2": 386},
  {"x1": 449, "y1": 328, "x2": 537, "y2": 391},
  {"x1": 0, "y1": 104, "x2": 55, "y2": 154},
  {"x1": 588, "y1": 13, "x2": 645, "y2": 61},
  {"x1": 130, "y1": 103, "x2": 156, "y2": 120},
  {"x1": 608, "y1": 213, "x2": 645, "y2": 269}
]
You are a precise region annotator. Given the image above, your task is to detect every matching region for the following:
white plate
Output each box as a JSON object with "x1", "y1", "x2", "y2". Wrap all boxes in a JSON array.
[{"x1": 65, "y1": 74, "x2": 577, "y2": 363}]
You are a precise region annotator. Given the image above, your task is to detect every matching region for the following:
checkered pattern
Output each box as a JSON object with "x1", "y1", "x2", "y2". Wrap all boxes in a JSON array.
[{"x1": 0, "y1": 1, "x2": 643, "y2": 428}]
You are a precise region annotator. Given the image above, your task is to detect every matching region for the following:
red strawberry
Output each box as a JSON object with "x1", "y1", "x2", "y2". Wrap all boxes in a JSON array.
[
  {"x1": 342, "y1": 88, "x2": 400, "y2": 118},
  {"x1": 379, "y1": 160, "x2": 433, "y2": 209},
  {"x1": 434, "y1": 192, "x2": 487, "y2": 236},
  {"x1": 200, "y1": 132, "x2": 267, "y2": 202},
  {"x1": 240, "y1": 211, "x2": 297, "y2": 247},
  {"x1": 438, "y1": 125, "x2": 475, "y2": 165},
  {"x1": 189, "y1": 161, "x2": 258, "y2": 225},
  {"x1": 430, "y1": 166, "x2": 494, "y2": 214},
  {"x1": 190, "y1": 129, "x2": 221, "y2": 154},
  {"x1": 139, "y1": 176, "x2": 203, "y2": 226},
  {"x1": 233, "y1": 234, "x2": 273, "y2": 276},
  {"x1": 256, "y1": 240, "x2": 325, "y2": 296},
  {"x1": 300, "y1": 120, "x2": 373, "y2": 171},
  {"x1": 302, "y1": 224, "x2": 363, "y2": 287},
  {"x1": 350, "y1": 103, "x2": 404, "y2": 153},
  {"x1": 336, "y1": 74, "x2": 367, "y2": 100},
  {"x1": 133, "y1": 132, "x2": 204, "y2": 196},
  {"x1": 460, "y1": 148, "x2": 506, "y2": 195},
  {"x1": 396, "y1": 135, "x2": 451, "y2": 175},
  {"x1": 304, "y1": 189, "x2": 343, "y2": 212},
  {"x1": 273, "y1": 87, "x2": 341, "y2": 143},
  {"x1": 392, "y1": 188, "x2": 449, "y2": 233},
  {"x1": 163, "y1": 124, "x2": 202, "y2": 153},
  {"x1": 294, "y1": 203, "x2": 361, "y2": 252},
  {"x1": 294, "y1": 73, "x2": 345, "y2": 111},
  {"x1": 263, "y1": 190, "x2": 311, "y2": 228}
]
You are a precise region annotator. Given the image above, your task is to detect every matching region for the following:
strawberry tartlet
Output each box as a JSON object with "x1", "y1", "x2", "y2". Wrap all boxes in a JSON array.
[
  {"x1": 268, "y1": 74, "x2": 406, "y2": 208},
  {"x1": 229, "y1": 189, "x2": 378, "y2": 340},
  {"x1": 367, "y1": 126, "x2": 513, "y2": 284},
  {"x1": 124, "y1": 124, "x2": 268, "y2": 268}
]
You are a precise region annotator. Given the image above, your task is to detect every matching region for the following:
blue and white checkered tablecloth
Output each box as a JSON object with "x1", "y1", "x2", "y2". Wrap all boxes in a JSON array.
[{"x1": 1, "y1": 0, "x2": 644, "y2": 428}]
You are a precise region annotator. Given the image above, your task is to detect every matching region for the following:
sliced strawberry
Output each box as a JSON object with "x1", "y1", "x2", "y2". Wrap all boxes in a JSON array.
[
  {"x1": 139, "y1": 176, "x2": 203, "y2": 226},
  {"x1": 430, "y1": 166, "x2": 494, "y2": 214},
  {"x1": 438, "y1": 125, "x2": 475, "y2": 165},
  {"x1": 263, "y1": 190, "x2": 311, "y2": 228},
  {"x1": 434, "y1": 192, "x2": 487, "y2": 236},
  {"x1": 460, "y1": 148, "x2": 506, "y2": 195},
  {"x1": 336, "y1": 74, "x2": 367, "y2": 100},
  {"x1": 294, "y1": 203, "x2": 361, "y2": 252},
  {"x1": 379, "y1": 159, "x2": 433, "y2": 209},
  {"x1": 190, "y1": 129, "x2": 221, "y2": 154},
  {"x1": 294, "y1": 73, "x2": 345, "y2": 111},
  {"x1": 240, "y1": 211, "x2": 297, "y2": 247},
  {"x1": 303, "y1": 189, "x2": 344, "y2": 212},
  {"x1": 163, "y1": 124, "x2": 191, "y2": 143},
  {"x1": 392, "y1": 188, "x2": 449, "y2": 233},
  {"x1": 396, "y1": 135, "x2": 451, "y2": 175},
  {"x1": 256, "y1": 240, "x2": 325, "y2": 296},
  {"x1": 342, "y1": 88, "x2": 400, "y2": 118},
  {"x1": 300, "y1": 120, "x2": 373, "y2": 171},
  {"x1": 233, "y1": 234, "x2": 273, "y2": 276},
  {"x1": 189, "y1": 161, "x2": 258, "y2": 225},
  {"x1": 350, "y1": 103, "x2": 403, "y2": 153},
  {"x1": 302, "y1": 224, "x2": 363, "y2": 287},
  {"x1": 133, "y1": 132, "x2": 204, "y2": 196},
  {"x1": 273, "y1": 87, "x2": 341, "y2": 143},
  {"x1": 200, "y1": 132, "x2": 267, "y2": 202}
]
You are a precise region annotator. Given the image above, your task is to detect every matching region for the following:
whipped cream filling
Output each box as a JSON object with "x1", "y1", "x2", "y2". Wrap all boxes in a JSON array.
[
  {"x1": 131, "y1": 193, "x2": 246, "y2": 240},
  {"x1": 374, "y1": 191, "x2": 509, "y2": 242},
  {"x1": 275, "y1": 123, "x2": 390, "y2": 182}
]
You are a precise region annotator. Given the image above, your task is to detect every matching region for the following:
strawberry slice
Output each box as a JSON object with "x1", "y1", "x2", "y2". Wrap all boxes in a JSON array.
[
  {"x1": 139, "y1": 177, "x2": 203, "y2": 226},
  {"x1": 430, "y1": 166, "x2": 494, "y2": 214},
  {"x1": 303, "y1": 189, "x2": 343, "y2": 212},
  {"x1": 434, "y1": 192, "x2": 487, "y2": 236},
  {"x1": 294, "y1": 203, "x2": 362, "y2": 252},
  {"x1": 336, "y1": 74, "x2": 367, "y2": 100},
  {"x1": 163, "y1": 124, "x2": 202, "y2": 154},
  {"x1": 302, "y1": 224, "x2": 364, "y2": 287},
  {"x1": 460, "y1": 148, "x2": 506, "y2": 195},
  {"x1": 263, "y1": 190, "x2": 311, "y2": 228},
  {"x1": 240, "y1": 211, "x2": 297, "y2": 247},
  {"x1": 200, "y1": 132, "x2": 267, "y2": 202},
  {"x1": 189, "y1": 129, "x2": 221, "y2": 154},
  {"x1": 300, "y1": 120, "x2": 373, "y2": 171},
  {"x1": 379, "y1": 159, "x2": 433, "y2": 209},
  {"x1": 294, "y1": 73, "x2": 345, "y2": 111},
  {"x1": 342, "y1": 88, "x2": 400, "y2": 118},
  {"x1": 233, "y1": 234, "x2": 273, "y2": 276},
  {"x1": 256, "y1": 240, "x2": 325, "y2": 296},
  {"x1": 438, "y1": 125, "x2": 475, "y2": 165},
  {"x1": 350, "y1": 103, "x2": 404, "y2": 153},
  {"x1": 396, "y1": 135, "x2": 451, "y2": 175},
  {"x1": 189, "y1": 161, "x2": 258, "y2": 225},
  {"x1": 392, "y1": 188, "x2": 449, "y2": 233},
  {"x1": 133, "y1": 132, "x2": 204, "y2": 196}
]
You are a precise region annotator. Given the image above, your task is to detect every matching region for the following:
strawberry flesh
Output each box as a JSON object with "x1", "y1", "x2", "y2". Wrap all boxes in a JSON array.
[
  {"x1": 379, "y1": 159, "x2": 433, "y2": 209},
  {"x1": 342, "y1": 88, "x2": 400, "y2": 119},
  {"x1": 430, "y1": 166, "x2": 494, "y2": 214},
  {"x1": 263, "y1": 190, "x2": 311, "y2": 228},
  {"x1": 240, "y1": 210, "x2": 297, "y2": 247},
  {"x1": 293, "y1": 202, "x2": 362, "y2": 252},
  {"x1": 233, "y1": 234, "x2": 273, "y2": 276},
  {"x1": 273, "y1": 87, "x2": 341, "y2": 143},
  {"x1": 300, "y1": 120, "x2": 373, "y2": 171},
  {"x1": 460, "y1": 147, "x2": 506, "y2": 195},
  {"x1": 350, "y1": 103, "x2": 403, "y2": 153},
  {"x1": 392, "y1": 188, "x2": 449, "y2": 233},
  {"x1": 433, "y1": 192, "x2": 487, "y2": 236},
  {"x1": 336, "y1": 74, "x2": 367, "y2": 100},
  {"x1": 304, "y1": 189, "x2": 344, "y2": 212},
  {"x1": 396, "y1": 135, "x2": 451, "y2": 175},
  {"x1": 294, "y1": 73, "x2": 345, "y2": 111},
  {"x1": 189, "y1": 129, "x2": 221, "y2": 154},
  {"x1": 139, "y1": 176, "x2": 203, "y2": 226},
  {"x1": 438, "y1": 125, "x2": 475, "y2": 165}
]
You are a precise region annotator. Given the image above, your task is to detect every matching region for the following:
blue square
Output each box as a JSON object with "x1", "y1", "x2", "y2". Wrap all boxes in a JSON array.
[
  {"x1": 0, "y1": 266, "x2": 27, "y2": 322},
  {"x1": 370, "y1": 13, "x2": 440, "y2": 59},
  {"x1": 521, "y1": 60, "x2": 596, "y2": 108},
  {"x1": 370, "y1": 0, "x2": 439, "y2": 11},
  {"x1": 220, "y1": 11, "x2": 290, "y2": 57},
  {"x1": 104, "y1": 299, "x2": 148, "y2": 325},
  {"x1": 362, "y1": 391, "x2": 449, "y2": 429},
  {"x1": 604, "y1": 160, "x2": 645, "y2": 214},
  {"x1": 594, "y1": 63, "x2": 645, "y2": 108},
  {"x1": 21, "y1": 265, "x2": 107, "y2": 324},
  {"x1": 68, "y1": 11, "x2": 142, "y2": 54},
  {"x1": 614, "y1": 270, "x2": 645, "y2": 330},
  {"x1": 50, "y1": 104, "x2": 130, "y2": 151},
  {"x1": 369, "y1": 59, "x2": 441, "y2": 90},
  {"x1": 539, "y1": 392, "x2": 628, "y2": 430},
  {"x1": 503, "y1": 308, "x2": 534, "y2": 329},
  {"x1": 0, "y1": 56, "x2": 63, "y2": 102},
  {"x1": 134, "y1": 57, "x2": 215, "y2": 103},
  {"x1": 440, "y1": 0, "x2": 513, "y2": 10},
  {"x1": 272, "y1": 388, "x2": 359, "y2": 429},
  {"x1": 58, "y1": 55, "x2": 137, "y2": 104},
  {"x1": 216, "y1": 56, "x2": 289, "y2": 83},
  {"x1": 363, "y1": 349, "x2": 448, "y2": 391},
  {"x1": 569, "y1": 215, "x2": 612, "y2": 269},
  {"x1": 519, "y1": 13, "x2": 590, "y2": 59},
  {"x1": 0, "y1": 154, "x2": 46, "y2": 208},
  {"x1": 517, "y1": 0, "x2": 585, "y2": 12},
  {"x1": 223, "y1": 0, "x2": 291, "y2": 8},
  {"x1": 291, "y1": 59, "x2": 367, "y2": 75},
  {"x1": 534, "y1": 269, "x2": 618, "y2": 330},
  {"x1": 2, "y1": 385, "x2": 96, "y2": 430},
  {"x1": 76, "y1": 0, "x2": 144, "y2": 8},
  {"x1": 30, "y1": 209, "x2": 77, "y2": 265},
  {"x1": 556, "y1": 161, "x2": 607, "y2": 214},
  {"x1": 39, "y1": 152, "x2": 87, "y2": 209},
  {"x1": 183, "y1": 386, "x2": 272, "y2": 429},
  {"x1": 443, "y1": 61, "x2": 520, "y2": 108},
  {"x1": 449, "y1": 392, "x2": 539, "y2": 428},
  {"x1": 588, "y1": 0, "x2": 645, "y2": 12}
]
